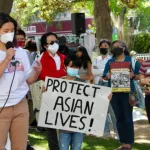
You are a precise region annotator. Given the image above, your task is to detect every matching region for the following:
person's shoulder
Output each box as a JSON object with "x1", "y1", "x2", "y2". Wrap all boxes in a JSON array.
[
  {"x1": 0, "y1": 50, "x2": 5, "y2": 54},
  {"x1": 96, "y1": 55, "x2": 102, "y2": 60},
  {"x1": 107, "y1": 55, "x2": 112, "y2": 59},
  {"x1": 107, "y1": 57, "x2": 114, "y2": 62},
  {"x1": 15, "y1": 47, "x2": 28, "y2": 56},
  {"x1": 141, "y1": 59, "x2": 150, "y2": 66},
  {"x1": 125, "y1": 55, "x2": 131, "y2": 60},
  {"x1": 57, "y1": 52, "x2": 66, "y2": 59},
  {"x1": 144, "y1": 59, "x2": 150, "y2": 63}
]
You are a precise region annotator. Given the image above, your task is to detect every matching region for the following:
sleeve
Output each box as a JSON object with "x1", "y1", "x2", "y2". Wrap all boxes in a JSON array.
[
  {"x1": 22, "y1": 50, "x2": 32, "y2": 78},
  {"x1": 23, "y1": 50, "x2": 31, "y2": 72},
  {"x1": 139, "y1": 61, "x2": 146, "y2": 75},
  {"x1": 102, "y1": 60, "x2": 110, "y2": 78},
  {"x1": 92, "y1": 58, "x2": 104, "y2": 76}
]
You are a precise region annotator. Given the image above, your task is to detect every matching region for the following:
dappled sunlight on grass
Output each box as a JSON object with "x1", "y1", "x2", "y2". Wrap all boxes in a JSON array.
[
  {"x1": 29, "y1": 133, "x2": 45, "y2": 140},
  {"x1": 29, "y1": 129, "x2": 150, "y2": 150}
]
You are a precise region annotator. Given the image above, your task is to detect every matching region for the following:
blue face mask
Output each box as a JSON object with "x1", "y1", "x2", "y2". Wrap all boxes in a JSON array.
[{"x1": 67, "y1": 67, "x2": 79, "y2": 77}]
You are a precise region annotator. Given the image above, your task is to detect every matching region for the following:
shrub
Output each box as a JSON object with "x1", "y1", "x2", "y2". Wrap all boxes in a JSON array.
[{"x1": 131, "y1": 33, "x2": 150, "y2": 53}]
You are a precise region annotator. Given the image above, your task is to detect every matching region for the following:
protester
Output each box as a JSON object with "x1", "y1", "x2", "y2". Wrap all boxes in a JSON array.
[
  {"x1": 16, "y1": 29, "x2": 26, "y2": 48},
  {"x1": 139, "y1": 61, "x2": 150, "y2": 124},
  {"x1": 59, "y1": 54, "x2": 84, "y2": 150},
  {"x1": 76, "y1": 46, "x2": 93, "y2": 82},
  {"x1": 92, "y1": 39, "x2": 118, "y2": 138},
  {"x1": 25, "y1": 40, "x2": 39, "y2": 65},
  {"x1": 102, "y1": 40, "x2": 140, "y2": 150},
  {"x1": 0, "y1": 12, "x2": 42, "y2": 150},
  {"x1": 16, "y1": 29, "x2": 36, "y2": 65},
  {"x1": 58, "y1": 36, "x2": 69, "y2": 56},
  {"x1": 39, "y1": 32, "x2": 66, "y2": 150}
]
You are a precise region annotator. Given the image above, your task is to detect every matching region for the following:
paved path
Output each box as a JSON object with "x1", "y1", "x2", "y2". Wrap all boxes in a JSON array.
[{"x1": 134, "y1": 120, "x2": 150, "y2": 143}]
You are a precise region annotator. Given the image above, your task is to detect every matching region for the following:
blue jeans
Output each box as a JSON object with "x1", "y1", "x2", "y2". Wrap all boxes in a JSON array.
[
  {"x1": 59, "y1": 132, "x2": 83, "y2": 150},
  {"x1": 98, "y1": 81, "x2": 117, "y2": 133},
  {"x1": 111, "y1": 93, "x2": 134, "y2": 144}
]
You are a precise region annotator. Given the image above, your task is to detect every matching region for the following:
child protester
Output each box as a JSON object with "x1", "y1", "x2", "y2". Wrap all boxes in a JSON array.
[{"x1": 59, "y1": 54, "x2": 85, "y2": 150}]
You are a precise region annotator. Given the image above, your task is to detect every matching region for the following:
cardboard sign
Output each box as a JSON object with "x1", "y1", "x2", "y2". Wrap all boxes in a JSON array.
[
  {"x1": 110, "y1": 62, "x2": 130, "y2": 92},
  {"x1": 38, "y1": 77, "x2": 111, "y2": 137}
]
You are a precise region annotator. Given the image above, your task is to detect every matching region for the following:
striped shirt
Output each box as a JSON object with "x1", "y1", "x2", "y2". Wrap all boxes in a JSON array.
[{"x1": 139, "y1": 60, "x2": 150, "y2": 94}]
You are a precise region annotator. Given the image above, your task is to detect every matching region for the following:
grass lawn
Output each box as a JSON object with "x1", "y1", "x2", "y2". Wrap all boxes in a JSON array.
[{"x1": 29, "y1": 130, "x2": 150, "y2": 150}]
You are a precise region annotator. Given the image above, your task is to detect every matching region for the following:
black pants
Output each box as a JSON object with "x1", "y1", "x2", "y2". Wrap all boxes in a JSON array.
[
  {"x1": 47, "y1": 128, "x2": 59, "y2": 150},
  {"x1": 145, "y1": 95, "x2": 150, "y2": 124},
  {"x1": 111, "y1": 93, "x2": 134, "y2": 144}
]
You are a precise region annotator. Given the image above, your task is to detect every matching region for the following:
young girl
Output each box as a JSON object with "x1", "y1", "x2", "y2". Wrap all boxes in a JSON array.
[
  {"x1": 59, "y1": 54, "x2": 84, "y2": 150},
  {"x1": 0, "y1": 12, "x2": 41, "y2": 150},
  {"x1": 76, "y1": 46, "x2": 93, "y2": 82}
]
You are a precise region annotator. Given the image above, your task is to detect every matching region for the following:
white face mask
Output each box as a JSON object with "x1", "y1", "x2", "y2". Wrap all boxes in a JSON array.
[
  {"x1": 0, "y1": 32, "x2": 14, "y2": 44},
  {"x1": 48, "y1": 43, "x2": 59, "y2": 54}
]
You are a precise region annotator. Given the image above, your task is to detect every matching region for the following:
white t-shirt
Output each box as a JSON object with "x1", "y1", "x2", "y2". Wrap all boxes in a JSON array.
[
  {"x1": 92, "y1": 55, "x2": 111, "y2": 84},
  {"x1": 0, "y1": 47, "x2": 31, "y2": 107}
]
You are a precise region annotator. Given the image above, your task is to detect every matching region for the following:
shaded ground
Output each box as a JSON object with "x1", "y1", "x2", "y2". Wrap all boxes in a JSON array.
[{"x1": 134, "y1": 120, "x2": 150, "y2": 144}]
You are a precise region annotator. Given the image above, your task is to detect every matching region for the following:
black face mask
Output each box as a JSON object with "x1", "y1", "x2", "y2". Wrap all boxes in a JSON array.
[
  {"x1": 100, "y1": 48, "x2": 108, "y2": 55},
  {"x1": 111, "y1": 47, "x2": 123, "y2": 57}
]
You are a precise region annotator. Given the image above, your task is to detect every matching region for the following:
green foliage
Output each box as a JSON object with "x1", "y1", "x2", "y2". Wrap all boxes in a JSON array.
[
  {"x1": 132, "y1": 33, "x2": 150, "y2": 53},
  {"x1": 109, "y1": 0, "x2": 124, "y2": 15},
  {"x1": 137, "y1": 6, "x2": 150, "y2": 31}
]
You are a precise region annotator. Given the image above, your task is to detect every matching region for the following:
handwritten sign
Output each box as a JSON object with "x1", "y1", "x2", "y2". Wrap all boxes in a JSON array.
[{"x1": 38, "y1": 77, "x2": 111, "y2": 137}]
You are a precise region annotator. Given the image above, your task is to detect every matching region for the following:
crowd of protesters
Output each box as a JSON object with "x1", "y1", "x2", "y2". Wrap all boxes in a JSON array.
[{"x1": 0, "y1": 12, "x2": 150, "y2": 150}]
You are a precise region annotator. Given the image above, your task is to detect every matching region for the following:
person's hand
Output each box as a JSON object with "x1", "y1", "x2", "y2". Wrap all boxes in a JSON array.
[
  {"x1": 140, "y1": 78, "x2": 150, "y2": 86},
  {"x1": 99, "y1": 77, "x2": 103, "y2": 81},
  {"x1": 33, "y1": 61, "x2": 42, "y2": 74},
  {"x1": 42, "y1": 86, "x2": 46, "y2": 93},
  {"x1": 90, "y1": 74, "x2": 94, "y2": 80},
  {"x1": 93, "y1": 65, "x2": 98, "y2": 69},
  {"x1": 5, "y1": 48, "x2": 15, "y2": 62},
  {"x1": 108, "y1": 93, "x2": 113, "y2": 101},
  {"x1": 130, "y1": 71, "x2": 134, "y2": 78},
  {"x1": 106, "y1": 73, "x2": 111, "y2": 79}
]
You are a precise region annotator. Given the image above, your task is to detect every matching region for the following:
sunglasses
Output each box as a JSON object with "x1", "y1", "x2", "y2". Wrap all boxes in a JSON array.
[{"x1": 47, "y1": 40, "x2": 59, "y2": 45}]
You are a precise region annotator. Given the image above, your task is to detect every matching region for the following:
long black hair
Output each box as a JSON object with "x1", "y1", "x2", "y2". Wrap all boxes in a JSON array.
[
  {"x1": 64, "y1": 54, "x2": 82, "y2": 68},
  {"x1": 76, "y1": 46, "x2": 92, "y2": 70},
  {"x1": 24, "y1": 40, "x2": 37, "y2": 52},
  {"x1": 0, "y1": 12, "x2": 18, "y2": 47},
  {"x1": 40, "y1": 32, "x2": 58, "y2": 54},
  {"x1": 112, "y1": 40, "x2": 129, "y2": 57}
]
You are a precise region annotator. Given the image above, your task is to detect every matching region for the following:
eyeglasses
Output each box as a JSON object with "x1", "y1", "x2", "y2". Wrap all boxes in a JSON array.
[{"x1": 47, "y1": 40, "x2": 59, "y2": 45}]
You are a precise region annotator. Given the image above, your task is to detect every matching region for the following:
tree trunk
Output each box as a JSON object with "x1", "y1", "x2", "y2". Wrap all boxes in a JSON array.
[
  {"x1": 0, "y1": 0, "x2": 14, "y2": 14},
  {"x1": 118, "y1": 7, "x2": 126, "y2": 40},
  {"x1": 94, "y1": 0, "x2": 112, "y2": 43}
]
